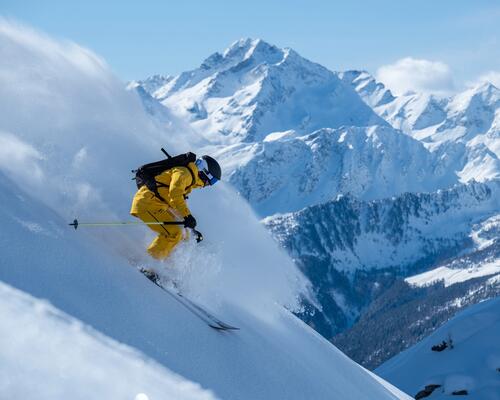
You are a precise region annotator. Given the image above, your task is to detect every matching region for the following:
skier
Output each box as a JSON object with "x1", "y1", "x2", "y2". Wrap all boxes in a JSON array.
[{"x1": 130, "y1": 154, "x2": 221, "y2": 260}]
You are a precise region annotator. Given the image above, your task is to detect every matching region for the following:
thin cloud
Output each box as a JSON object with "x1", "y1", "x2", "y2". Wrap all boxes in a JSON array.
[{"x1": 376, "y1": 57, "x2": 455, "y2": 96}]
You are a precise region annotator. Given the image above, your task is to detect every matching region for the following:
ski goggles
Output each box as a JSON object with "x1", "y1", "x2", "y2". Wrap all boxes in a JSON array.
[{"x1": 195, "y1": 159, "x2": 219, "y2": 186}]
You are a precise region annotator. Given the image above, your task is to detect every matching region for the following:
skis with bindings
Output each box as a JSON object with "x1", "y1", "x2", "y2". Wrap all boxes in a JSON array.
[{"x1": 139, "y1": 268, "x2": 239, "y2": 331}]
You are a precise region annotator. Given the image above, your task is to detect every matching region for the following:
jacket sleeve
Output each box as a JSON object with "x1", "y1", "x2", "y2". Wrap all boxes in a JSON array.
[{"x1": 168, "y1": 167, "x2": 192, "y2": 217}]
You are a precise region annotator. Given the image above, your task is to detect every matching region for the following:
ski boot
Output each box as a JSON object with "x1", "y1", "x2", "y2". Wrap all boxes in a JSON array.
[{"x1": 139, "y1": 268, "x2": 160, "y2": 285}]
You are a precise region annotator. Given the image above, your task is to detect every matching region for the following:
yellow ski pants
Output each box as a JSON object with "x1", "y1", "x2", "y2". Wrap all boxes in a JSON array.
[{"x1": 131, "y1": 205, "x2": 184, "y2": 260}]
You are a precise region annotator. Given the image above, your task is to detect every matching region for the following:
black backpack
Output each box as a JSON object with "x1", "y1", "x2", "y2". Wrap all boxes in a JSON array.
[{"x1": 133, "y1": 149, "x2": 197, "y2": 200}]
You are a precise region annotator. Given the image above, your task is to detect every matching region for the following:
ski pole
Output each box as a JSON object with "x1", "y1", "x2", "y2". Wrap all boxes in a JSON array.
[
  {"x1": 68, "y1": 219, "x2": 185, "y2": 230},
  {"x1": 68, "y1": 219, "x2": 203, "y2": 243}
]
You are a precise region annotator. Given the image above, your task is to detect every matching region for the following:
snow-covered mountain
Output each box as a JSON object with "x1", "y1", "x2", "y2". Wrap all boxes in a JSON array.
[
  {"x1": 136, "y1": 40, "x2": 464, "y2": 216},
  {"x1": 135, "y1": 41, "x2": 500, "y2": 217},
  {"x1": 134, "y1": 38, "x2": 386, "y2": 145},
  {"x1": 264, "y1": 181, "x2": 500, "y2": 339},
  {"x1": 266, "y1": 181, "x2": 499, "y2": 275},
  {"x1": 0, "y1": 21, "x2": 410, "y2": 399},
  {"x1": 377, "y1": 297, "x2": 500, "y2": 399},
  {"x1": 136, "y1": 41, "x2": 500, "y2": 212},
  {"x1": 342, "y1": 71, "x2": 500, "y2": 183},
  {"x1": 219, "y1": 125, "x2": 457, "y2": 215}
]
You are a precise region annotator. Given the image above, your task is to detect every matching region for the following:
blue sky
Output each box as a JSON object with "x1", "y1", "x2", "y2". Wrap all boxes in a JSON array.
[{"x1": 2, "y1": 0, "x2": 500, "y2": 91}]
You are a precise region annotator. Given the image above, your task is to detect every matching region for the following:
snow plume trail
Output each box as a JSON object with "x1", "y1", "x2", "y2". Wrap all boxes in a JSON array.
[
  {"x1": 163, "y1": 183, "x2": 310, "y2": 316},
  {"x1": 0, "y1": 19, "x2": 309, "y2": 318}
]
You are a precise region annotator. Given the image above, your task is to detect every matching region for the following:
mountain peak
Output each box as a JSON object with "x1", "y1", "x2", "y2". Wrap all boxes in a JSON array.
[
  {"x1": 472, "y1": 80, "x2": 499, "y2": 93},
  {"x1": 450, "y1": 80, "x2": 500, "y2": 112},
  {"x1": 463, "y1": 81, "x2": 500, "y2": 102},
  {"x1": 223, "y1": 38, "x2": 259, "y2": 56},
  {"x1": 340, "y1": 69, "x2": 396, "y2": 108},
  {"x1": 200, "y1": 38, "x2": 284, "y2": 72},
  {"x1": 223, "y1": 38, "x2": 285, "y2": 66},
  {"x1": 340, "y1": 70, "x2": 371, "y2": 81},
  {"x1": 224, "y1": 38, "x2": 274, "y2": 56},
  {"x1": 131, "y1": 74, "x2": 173, "y2": 94}
]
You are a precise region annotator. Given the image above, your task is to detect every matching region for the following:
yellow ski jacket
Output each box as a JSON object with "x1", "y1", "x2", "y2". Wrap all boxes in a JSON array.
[{"x1": 130, "y1": 162, "x2": 205, "y2": 218}]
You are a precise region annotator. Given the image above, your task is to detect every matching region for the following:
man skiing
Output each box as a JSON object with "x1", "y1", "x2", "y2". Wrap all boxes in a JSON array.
[
  {"x1": 130, "y1": 154, "x2": 221, "y2": 260},
  {"x1": 127, "y1": 152, "x2": 238, "y2": 330}
]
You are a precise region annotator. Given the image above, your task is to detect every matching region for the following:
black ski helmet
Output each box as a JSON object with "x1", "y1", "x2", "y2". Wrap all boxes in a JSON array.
[
  {"x1": 203, "y1": 155, "x2": 222, "y2": 180},
  {"x1": 196, "y1": 155, "x2": 222, "y2": 185}
]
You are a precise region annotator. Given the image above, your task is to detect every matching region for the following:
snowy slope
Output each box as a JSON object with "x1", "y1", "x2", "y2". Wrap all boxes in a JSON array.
[
  {"x1": 136, "y1": 38, "x2": 386, "y2": 145},
  {"x1": 0, "y1": 171, "x2": 409, "y2": 400},
  {"x1": 0, "y1": 281, "x2": 217, "y2": 400},
  {"x1": 0, "y1": 20, "x2": 409, "y2": 400},
  {"x1": 406, "y1": 214, "x2": 500, "y2": 287},
  {"x1": 377, "y1": 297, "x2": 500, "y2": 399},
  {"x1": 407, "y1": 260, "x2": 500, "y2": 288}
]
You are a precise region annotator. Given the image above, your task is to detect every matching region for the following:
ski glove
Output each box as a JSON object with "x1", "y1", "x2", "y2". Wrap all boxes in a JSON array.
[{"x1": 184, "y1": 214, "x2": 197, "y2": 229}]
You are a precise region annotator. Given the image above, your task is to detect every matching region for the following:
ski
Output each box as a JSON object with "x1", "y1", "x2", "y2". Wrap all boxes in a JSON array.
[
  {"x1": 176, "y1": 291, "x2": 239, "y2": 331},
  {"x1": 139, "y1": 269, "x2": 239, "y2": 331}
]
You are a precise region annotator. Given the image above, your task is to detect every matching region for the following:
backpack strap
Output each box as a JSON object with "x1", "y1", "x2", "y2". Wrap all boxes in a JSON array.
[{"x1": 185, "y1": 164, "x2": 196, "y2": 189}]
